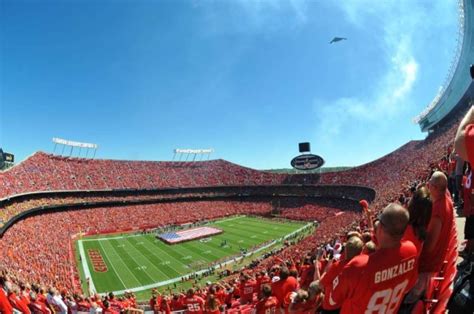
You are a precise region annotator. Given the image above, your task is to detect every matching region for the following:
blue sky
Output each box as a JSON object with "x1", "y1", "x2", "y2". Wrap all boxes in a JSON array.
[{"x1": 0, "y1": 0, "x2": 459, "y2": 169}]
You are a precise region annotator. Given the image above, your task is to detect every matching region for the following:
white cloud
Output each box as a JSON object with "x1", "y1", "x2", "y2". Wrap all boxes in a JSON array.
[{"x1": 313, "y1": 0, "x2": 433, "y2": 139}]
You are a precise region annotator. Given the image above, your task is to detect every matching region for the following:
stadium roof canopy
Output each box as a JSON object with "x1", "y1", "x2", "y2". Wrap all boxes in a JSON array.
[{"x1": 416, "y1": 0, "x2": 474, "y2": 132}]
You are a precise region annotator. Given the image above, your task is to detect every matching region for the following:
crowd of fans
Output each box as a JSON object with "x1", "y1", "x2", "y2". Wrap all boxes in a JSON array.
[
  {"x1": 0, "y1": 103, "x2": 470, "y2": 313},
  {"x1": 0, "y1": 154, "x2": 290, "y2": 198}
]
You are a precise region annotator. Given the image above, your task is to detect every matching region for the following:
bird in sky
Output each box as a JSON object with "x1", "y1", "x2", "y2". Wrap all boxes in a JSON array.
[{"x1": 329, "y1": 37, "x2": 347, "y2": 44}]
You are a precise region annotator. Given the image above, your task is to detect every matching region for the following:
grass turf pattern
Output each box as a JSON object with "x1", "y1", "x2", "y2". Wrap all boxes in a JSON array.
[{"x1": 77, "y1": 216, "x2": 306, "y2": 294}]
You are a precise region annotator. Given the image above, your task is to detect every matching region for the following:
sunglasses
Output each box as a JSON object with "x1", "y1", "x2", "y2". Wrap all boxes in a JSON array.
[{"x1": 373, "y1": 214, "x2": 387, "y2": 230}]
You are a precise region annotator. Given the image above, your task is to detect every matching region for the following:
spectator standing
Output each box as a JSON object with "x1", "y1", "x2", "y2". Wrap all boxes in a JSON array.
[{"x1": 329, "y1": 203, "x2": 418, "y2": 313}]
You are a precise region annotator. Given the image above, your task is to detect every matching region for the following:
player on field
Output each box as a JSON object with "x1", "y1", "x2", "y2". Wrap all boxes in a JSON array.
[{"x1": 328, "y1": 203, "x2": 418, "y2": 313}]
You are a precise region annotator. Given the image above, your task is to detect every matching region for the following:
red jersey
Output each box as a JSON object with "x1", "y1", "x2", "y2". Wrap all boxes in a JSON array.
[
  {"x1": 239, "y1": 279, "x2": 257, "y2": 304},
  {"x1": 158, "y1": 300, "x2": 171, "y2": 314},
  {"x1": 0, "y1": 288, "x2": 13, "y2": 314},
  {"x1": 254, "y1": 296, "x2": 279, "y2": 314},
  {"x1": 170, "y1": 295, "x2": 185, "y2": 311},
  {"x1": 109, "y1": 299, "x2": 123, "y2": 312},
  {"x1": 36, "y1": 294, "x2": 47, "y2": 305},
  {"x1": 464, "y1": 172, "x2": 473, "y2": 216},
  {"x1": 320, "y1": 259, "x2": 349, "y2": 310},
  {"x1": 184, "y1": 295, "x2": 205, "y2": 314},
  {"x1": 256, "y1": 275, "x2": 271, "y2": 297},
  {"x1": 401, "y1": 226, "x2": 423, "y2": 281},
  {"x1": 28, "y1": 300, "x2": 51, "y2": 314},
  {"x1": 402, "y1": 225, "x2": 423, "y2": 254},
  {"x1": 8, "y1": 292, "x2": 31, "y2": 314},
  {"x1": 77, "y1": 300, "x2": 90, "y2": 312},
  {"x1": 215, "y1": 290, "x2": 226, "y2": 305},
  {"x1": 271, "y1": 276, "x2": 298, "y2": 306},
  {"x1": 465, "y1": 124, "x2": 474, "y2": 166},
  {"x1": 330, "y1": 241, "x2": 418, "y2": 314},
  {"x1": 298, "y1": 264, "x2": 315, "y2": 289},
  {"x1": 419, "y1": 192, "x2": 456, "y2": 273}
]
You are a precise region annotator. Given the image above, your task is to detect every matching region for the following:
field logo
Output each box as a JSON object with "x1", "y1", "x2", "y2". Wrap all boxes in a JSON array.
[{"x1": 88, "y1": 249, "x2": 108, "y2": 273}]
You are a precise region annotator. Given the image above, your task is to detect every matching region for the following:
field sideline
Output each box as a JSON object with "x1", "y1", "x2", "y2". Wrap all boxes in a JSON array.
[{"x1": 76, "y1": 216, "x2": 309, "y2": 295}]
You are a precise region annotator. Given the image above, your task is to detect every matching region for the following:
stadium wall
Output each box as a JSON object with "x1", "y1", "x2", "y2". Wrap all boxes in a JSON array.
[
  {"x1": 418, "y1": 0, "x2": 474, "y2": 132},
  {"x1": 0, "y1": 184, "x2": 375, "y2": 236}
]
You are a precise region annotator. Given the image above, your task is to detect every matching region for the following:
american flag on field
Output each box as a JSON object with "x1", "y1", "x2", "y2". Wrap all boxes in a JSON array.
[{"x1": 158, "y1": 226, "x2": 223, "y2": 244}]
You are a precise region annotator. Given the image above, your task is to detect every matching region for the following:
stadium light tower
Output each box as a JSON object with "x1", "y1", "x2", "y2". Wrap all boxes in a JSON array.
[
  {"x1": 172, "y1": 148, "x2": 214, "y2": 161},
  {"x1": 52, "y1": 138, "x2": 99, "y2": 158}
]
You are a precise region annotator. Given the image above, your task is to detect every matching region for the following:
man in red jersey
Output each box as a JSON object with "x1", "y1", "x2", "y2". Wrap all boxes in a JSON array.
[
  {"x1": 28, "y1": 292, "x2": 51, "y2": 314},
  {"x1": 184, "y1": 288, "x2": 205, "y2": 314},
  {"x1": 254, "y1": 284, "x2": 279, "y2": 314},
  {"x1": 256, "y1": 271, "x2": 272, "y2": 299},
  {"x1": 298, "y1": 256, "x2": 315, "y2": 290},
  {"x1": 0, "y1": 277, "x2": 13, "y2": 314},
  {"x1": 421, "y1": 171, "x2": 456, "y2": 273},
  {"x1": 271, "y1": 266, "x2": 298, "y2": 311},
  {"x1": 170, "y1": 293, "x2": 185, "y2": 311},
  {"x1": 329, "y1": 203, "x2": 418, "y2": 314},
  {"x1": 239, "y1": 273, "x2": 257, "y2": 305},
  {"x1": 462, "y1": 167, "x2": 474, "y2": 255},
  {"x1": 406, "y1": 171, "x2": 458, "y2": 301},
  {"x1": 319, "y1": 236, "x2": 363, "y2": 313}
]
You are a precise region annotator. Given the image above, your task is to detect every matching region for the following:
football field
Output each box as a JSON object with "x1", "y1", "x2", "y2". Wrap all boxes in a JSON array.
[{"x1": 76, "y1": 216, "x2": 309, "y2": 295}]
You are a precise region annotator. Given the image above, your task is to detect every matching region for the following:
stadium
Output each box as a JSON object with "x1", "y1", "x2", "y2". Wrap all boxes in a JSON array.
[{"x1": 1, "y1": 0, "x2": 474, "y2": 313}]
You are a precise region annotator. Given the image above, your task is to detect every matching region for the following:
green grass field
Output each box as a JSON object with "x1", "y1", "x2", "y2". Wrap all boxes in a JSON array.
[{"x1": 76, "y1": 216, "x2": 308, "y2": 296}]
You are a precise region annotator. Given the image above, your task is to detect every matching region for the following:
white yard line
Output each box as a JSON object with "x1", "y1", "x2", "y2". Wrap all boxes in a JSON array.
[
  {"x1": 98, "y1": 240, "x2": 129, "y2": 290},
  {"x1": 80, "y1": 234, "x2": 143, "y2": 242},
  {"x1": 141, "y1": 236, "x2": 190, "y2": 274},
  {"x1": 77, "y1": 240, "x2": 97, "y2": 293},
  {"x1": 98, "y1": 239, "x2": 275, "y2": 296},
  {"x1": 98, "y1": 222, "x2": 313, "y2": 296},
  {"x1": 83, "y1": 218, "x2": 312, "y2": 296},
  {"x1": 212, "y1": 215, "x2": 245, "y2": 224},
  {"x1": 283, "y1": 223, "x2": 313, "y2": 240},
  {"x1": 120, "y1": 238, "x2": 164, "y2": 282}
]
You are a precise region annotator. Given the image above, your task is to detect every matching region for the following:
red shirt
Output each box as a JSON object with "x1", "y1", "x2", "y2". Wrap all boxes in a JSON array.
[
  {"x1": 36, "y1": 294, "x2": 47, "y2": 305},
  {"x1": 184, "y1": 295, "x2": 205, "y2": 314},
  {"x1": 170, "y1": 297, "x2": 185, "y2": 311},
  {"x1": 77, "y1": 300, "x2": 90, "y2": 312},
  {"x1": 419, "y1": 193, "x2": 456, "y2": 273},
  {"x1": 8, "y1": 292, "x2": 31, "y2": 314},
  {"x1": 464, "y1": 172, "x2": 473, "y2": 216},
  {"x1": 0, "y1": 288, "x2": 13, "y2": 314},
  {"x1": 239, "y1": 280, "x2": 257, "y2": 304},
  {"x1": 402, "y1": 226, "x2": 423, "y2": 281},
  {"x1": 256, "y1": 275, "x2": 271, "y2": 297},
  {"x1": 28, "y1": 300, "x2": 51, "y2": 314},
  {"x1": 330, "y1": 241, "x2": 418, "y2": 314},
  {"x1": 254, "y1": 296, "x2": 279, "y2": 314},
  {"x1": 271, "y1": 276, "x2": 298, "y2": 306},
  {"x1": 215, "y1": 290, "x2": 226, "y2": 305},
  {"x1": 320, "y1": 259, "x2": 349, "y2": 310},
  {"x1": 402, "y1": 225, "x2": 423, "y2": 254},
  {"x1": 298, "y1": 264, "x2": 315, "y2": 289},
  {"x1": 158, "y1": 300, "x2": 171, "y2": 314},
  {"x1": 465, "y1": 124, "x2": 474, "y2": 166}
]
